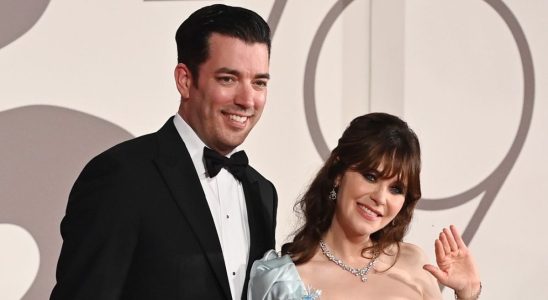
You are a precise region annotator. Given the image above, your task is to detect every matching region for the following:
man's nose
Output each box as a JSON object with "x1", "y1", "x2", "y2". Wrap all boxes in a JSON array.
[{"x1": 234, "y1": 83, "x2": 255, "y2": 109}]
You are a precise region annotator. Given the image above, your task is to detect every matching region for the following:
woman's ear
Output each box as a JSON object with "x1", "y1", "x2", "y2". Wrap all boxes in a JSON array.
[{"x1": 334, "y1": 175, "x2": 341, "y2": 187}]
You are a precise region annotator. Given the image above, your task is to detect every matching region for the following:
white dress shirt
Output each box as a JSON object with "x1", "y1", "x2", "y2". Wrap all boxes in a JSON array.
[{"x1": 173, "y1": 114, "x2": 250, "y2": 300}]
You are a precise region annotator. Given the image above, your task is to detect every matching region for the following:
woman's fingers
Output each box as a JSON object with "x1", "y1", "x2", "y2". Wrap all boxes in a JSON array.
[
  {"x1": 450, "y1": 225, "x2": 467, "y2": 249},
  {"x1": 443, "y1": 227, "x2": 459, "y2": 251},
  {"x1": 435, "y1": 239, "x2": 446, "y2": 262},
  {"x1": 440, "y1": 231, "x2": 451, "y2": 254}
]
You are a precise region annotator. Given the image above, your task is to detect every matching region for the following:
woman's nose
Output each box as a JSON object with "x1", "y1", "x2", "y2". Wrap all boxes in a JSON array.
[{"x1": 370, "y1": 185, "x2": 388, "y2": 205}]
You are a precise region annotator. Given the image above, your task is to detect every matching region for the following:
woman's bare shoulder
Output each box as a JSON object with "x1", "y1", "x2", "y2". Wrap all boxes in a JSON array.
[
  {"x1": 295, "y1": 251, "x2": 330, "y2": 274},
  {"x1": 396, "y1": 242, "x2": 430, "y2": 268}
]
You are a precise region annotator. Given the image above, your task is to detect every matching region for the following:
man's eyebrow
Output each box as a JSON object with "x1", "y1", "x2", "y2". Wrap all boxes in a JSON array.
[
  {"x1": 215, "y1": 67, "x2": 240, "y2": 76},
  {"x1": 255, "y1": 73, "x2": 270, "y2": 80},
  {"x1": 215, "y1": 67, "x2": 270, "y2": 80}
]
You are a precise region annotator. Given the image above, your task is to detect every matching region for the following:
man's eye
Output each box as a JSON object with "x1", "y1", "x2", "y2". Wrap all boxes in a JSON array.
[
  {"x1": 254, "y1": 80, "x2": 268, "y2": 88},
  {"x1": 217, "y1": 76, "x2": 235, "y2": 84}
]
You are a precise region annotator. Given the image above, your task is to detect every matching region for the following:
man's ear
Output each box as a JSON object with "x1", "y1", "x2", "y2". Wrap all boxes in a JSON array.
[{"x1": 174, "y1": 63, "x2": 192, "y2": 99}]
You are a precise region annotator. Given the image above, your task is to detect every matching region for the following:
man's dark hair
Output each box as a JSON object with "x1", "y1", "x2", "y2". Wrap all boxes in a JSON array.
[{"x1": 175, "y1": 4, "x2": 271, "y2": 82}]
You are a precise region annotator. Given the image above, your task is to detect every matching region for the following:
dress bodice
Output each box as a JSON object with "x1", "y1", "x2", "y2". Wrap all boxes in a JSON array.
[
  {"x1": 248, "y1": 243, "x2": 443, "y2": 300},
  {"x1": 247, "y1": 250, "x2": 321, "y2": 300}
]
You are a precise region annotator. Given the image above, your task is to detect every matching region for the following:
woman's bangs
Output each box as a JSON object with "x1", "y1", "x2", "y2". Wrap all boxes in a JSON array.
[{"x1": 353, "y1": 146, "x2": 413, "y2": 185}]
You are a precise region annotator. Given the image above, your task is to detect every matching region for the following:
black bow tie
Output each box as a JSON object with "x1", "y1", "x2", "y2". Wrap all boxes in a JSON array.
[{"x1": 203, "y1": 147, "x2": 248, "y2": 181}]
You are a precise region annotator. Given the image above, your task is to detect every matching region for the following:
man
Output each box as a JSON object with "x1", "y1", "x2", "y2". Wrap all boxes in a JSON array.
[{"x1": 50, "y1": 4, "x2": 277, "y2": 299}]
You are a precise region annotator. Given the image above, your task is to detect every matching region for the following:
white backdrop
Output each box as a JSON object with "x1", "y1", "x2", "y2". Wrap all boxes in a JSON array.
[{"x1": 1, "y1": 0, "x2": 547, "y2": 299}]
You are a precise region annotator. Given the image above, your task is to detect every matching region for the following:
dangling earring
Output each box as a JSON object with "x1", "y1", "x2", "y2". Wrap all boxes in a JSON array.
[
  {"x1": 391, "y1": 219, "x2": 396, "y2": 226},
  {"x1": 329, "y1": 187, "x2": 337, "y2": 201}
]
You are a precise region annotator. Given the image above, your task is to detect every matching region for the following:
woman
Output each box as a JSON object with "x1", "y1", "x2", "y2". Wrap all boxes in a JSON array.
[{"x1": 248, "y1": 113, "x2": 481, "y2": 299}]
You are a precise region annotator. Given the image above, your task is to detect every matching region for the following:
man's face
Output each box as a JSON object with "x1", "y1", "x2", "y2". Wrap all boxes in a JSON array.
[{"x1": 178, "y1": 33, "x2": 270, "y2": 155}]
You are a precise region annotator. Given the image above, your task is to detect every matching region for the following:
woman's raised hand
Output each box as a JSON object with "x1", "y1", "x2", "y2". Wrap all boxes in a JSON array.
[{"x1": 423, "y1": 225, "x2": 481, "y2": 299}]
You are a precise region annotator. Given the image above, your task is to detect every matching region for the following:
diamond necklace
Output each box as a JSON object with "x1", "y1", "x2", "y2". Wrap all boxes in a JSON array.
[{"x1": 319, "y1": 240, "x2": 378, "y2": 283}]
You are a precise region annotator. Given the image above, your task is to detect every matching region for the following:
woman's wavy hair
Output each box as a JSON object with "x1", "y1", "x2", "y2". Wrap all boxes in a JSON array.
[{"x1": 282, "y1": 112, "x2": 422, "y2": 266}]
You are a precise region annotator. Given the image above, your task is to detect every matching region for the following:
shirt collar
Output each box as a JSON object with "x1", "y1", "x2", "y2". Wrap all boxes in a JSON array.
[{"x1": 172, "y1": 113, "x2": 240, "y2": 177}]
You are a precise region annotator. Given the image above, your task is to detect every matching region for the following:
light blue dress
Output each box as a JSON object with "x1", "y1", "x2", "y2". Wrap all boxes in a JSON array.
[{"x1": 247, "y1": 250, "x2": 321, "y2": 300}]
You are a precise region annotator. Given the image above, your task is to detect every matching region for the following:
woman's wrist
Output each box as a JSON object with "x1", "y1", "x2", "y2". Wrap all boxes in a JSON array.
[{"x1": 454, "y1": 281, "x2": 482, "y2": 300}]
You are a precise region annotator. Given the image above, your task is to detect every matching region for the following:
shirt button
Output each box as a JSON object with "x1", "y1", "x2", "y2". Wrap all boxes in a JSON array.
[
  {"x1": 226, "y1": 214, "x2": 230, "y2": 219},
  {"x1": 232, "y1": 272, "x2": 236, "y2": 276}
]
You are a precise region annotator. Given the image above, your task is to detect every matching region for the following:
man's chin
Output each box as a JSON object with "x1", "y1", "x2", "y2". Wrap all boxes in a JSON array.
[{"x1": 210, "y1": 138, "x2": 247, "y2": 155}]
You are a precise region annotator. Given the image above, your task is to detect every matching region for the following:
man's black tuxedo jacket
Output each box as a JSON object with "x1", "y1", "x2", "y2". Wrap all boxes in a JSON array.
[{"x1": 51, "y1": 118, "x2": 278, "y2": 299}]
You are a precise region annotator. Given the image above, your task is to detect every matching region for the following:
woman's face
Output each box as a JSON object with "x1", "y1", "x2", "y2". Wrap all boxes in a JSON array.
[{"x1": 332, "y1": 168, "x2": 406, "y2": 239}]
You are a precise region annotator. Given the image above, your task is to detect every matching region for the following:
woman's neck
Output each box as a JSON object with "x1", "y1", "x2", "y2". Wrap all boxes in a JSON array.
[{"x1": 322, "y1": 223, "x2": 373, "y2": 264}]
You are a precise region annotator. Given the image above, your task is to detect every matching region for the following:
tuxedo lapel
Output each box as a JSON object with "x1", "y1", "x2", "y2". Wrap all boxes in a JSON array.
[
  {"x1": 241, "y1": 170, "x2": 272, "y2": 300},
  {"x1": 153, "y1": 118, "x2": 231, "y2": 300},
  {"x1": 242, "y1": 177, "x2": 266, "y2": 266}
]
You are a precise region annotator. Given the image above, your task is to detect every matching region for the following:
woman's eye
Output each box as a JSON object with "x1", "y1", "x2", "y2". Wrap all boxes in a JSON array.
[
  {"x1": 364, "y1": 173, "x2": 377, "y2": 182},
  {"x1": 390, "y1": 186, "x2": 404, "y2": 195}
]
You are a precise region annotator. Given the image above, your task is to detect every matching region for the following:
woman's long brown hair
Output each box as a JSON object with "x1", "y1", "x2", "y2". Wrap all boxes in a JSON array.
[{"x1": 282, "y1": 112, "x2": 422, "y2": 266}]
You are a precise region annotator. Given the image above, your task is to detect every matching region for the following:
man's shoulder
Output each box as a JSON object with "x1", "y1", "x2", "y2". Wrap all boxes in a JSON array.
[
  {"x1": 94, "y1": 117, "x2": 177, "y2": 163},
  {"x1": 73, "y1": 132, "x2": 160, "y2": 182},
  {"x1": 87, "y1": 132, "x2": 158, "y2": 168},
  {"x1": 102, "y1": 132, "x2": 158, "y2": 158},
  {"x1": 246, "y1": 165, "x2": 274, "y2": 186}
]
